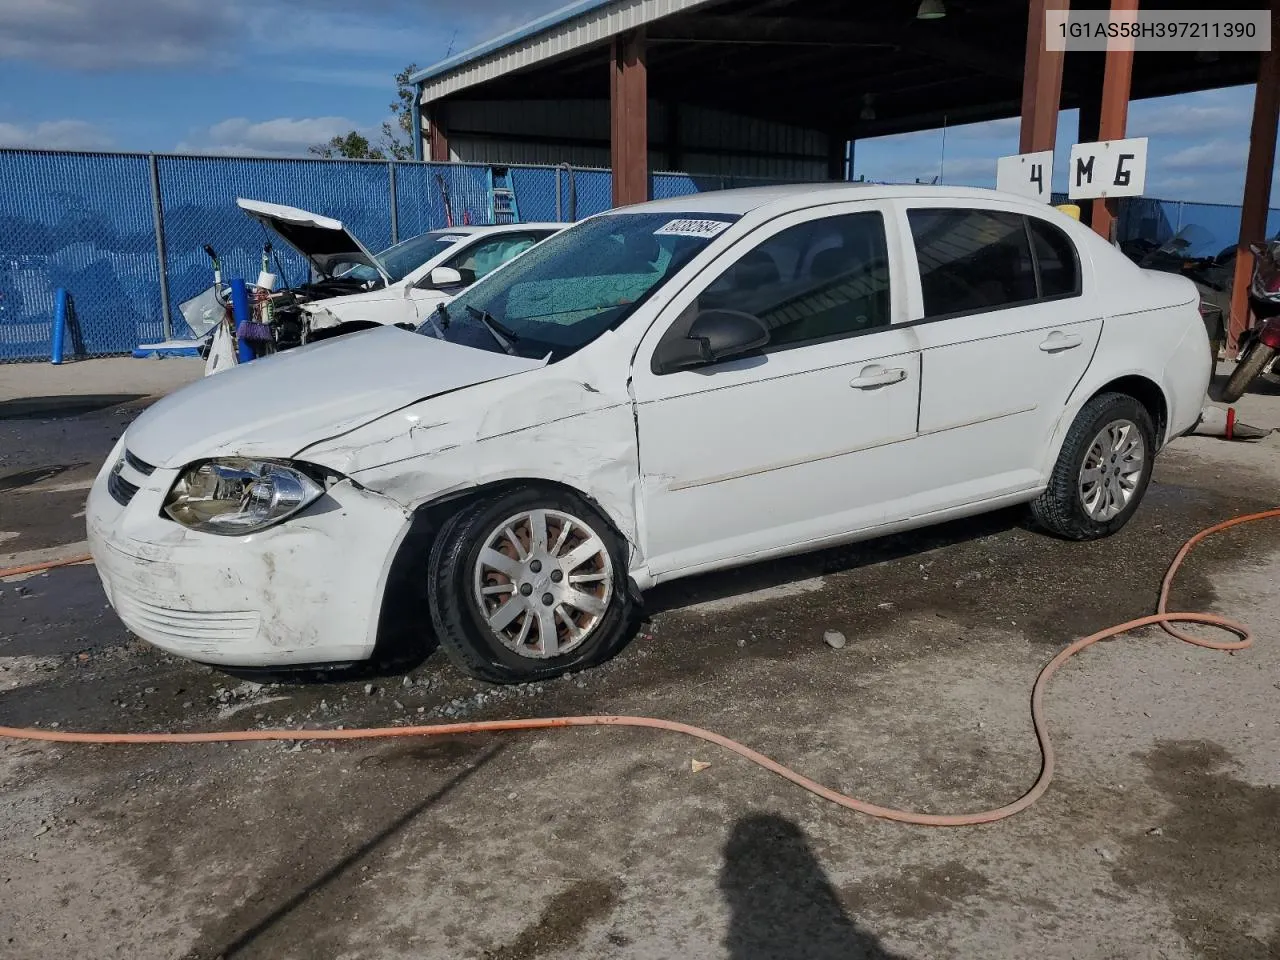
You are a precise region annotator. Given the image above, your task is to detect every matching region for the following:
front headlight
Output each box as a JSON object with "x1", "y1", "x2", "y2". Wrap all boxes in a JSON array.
[{"x1": 163, "y1": 459, "x2": 327, "y2": 535}]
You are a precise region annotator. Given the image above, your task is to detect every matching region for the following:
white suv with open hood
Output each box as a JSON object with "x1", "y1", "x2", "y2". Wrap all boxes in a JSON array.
[
  {"x1": 89, "y1": 185, "x2": 1211, "y2": 684},
  {"x1": 235, "y1": 198, "x2": 563, "y2": 338}
]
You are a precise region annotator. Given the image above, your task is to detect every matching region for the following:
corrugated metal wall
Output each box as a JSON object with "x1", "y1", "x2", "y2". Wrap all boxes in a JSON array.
[{"x1": 441, "y1": 99, "x2": 830, "y2": 180}]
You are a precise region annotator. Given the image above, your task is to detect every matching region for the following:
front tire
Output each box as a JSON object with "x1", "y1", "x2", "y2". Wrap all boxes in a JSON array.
[
  {"x1": 427, "y1": 487, "x2": 635, "y2": 683},
  {"x1": 1031, "y1": 392, "x2": 1156, "y2": 541}
]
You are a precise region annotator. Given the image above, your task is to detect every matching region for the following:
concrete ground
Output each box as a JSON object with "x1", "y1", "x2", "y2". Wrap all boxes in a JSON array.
[{"x1": 1, "y1": 360, "x2": 1279, "y2": 960}]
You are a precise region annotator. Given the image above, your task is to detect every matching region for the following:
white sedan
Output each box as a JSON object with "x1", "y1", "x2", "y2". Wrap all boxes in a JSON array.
[{"x1": 88, "y1": 184, "x2": 1212, "y2": 683}]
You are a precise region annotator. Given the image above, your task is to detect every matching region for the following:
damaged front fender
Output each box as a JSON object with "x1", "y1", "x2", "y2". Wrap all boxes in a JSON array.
[{"x1": 299, "y1": 351, "x2": 646, "y2": 574}]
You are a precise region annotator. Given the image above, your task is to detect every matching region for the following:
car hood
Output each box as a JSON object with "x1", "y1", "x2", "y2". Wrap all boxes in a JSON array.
[
  {"x1": 125, "y1": 327, "x2": 546, "y2": 469},
  {"x1": 236, "y1": 198, "x2": 392, "y2": 285}
]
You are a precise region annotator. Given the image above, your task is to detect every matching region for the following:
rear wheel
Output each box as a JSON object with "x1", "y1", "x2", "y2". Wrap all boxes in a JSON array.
[
  {"x1": 1031, "y1": 393, "x2": 1156, "y2": 540},
  {"x1": 427, "y1": 487, "x2": 635, "y2": 683},
  {"x1": 1220, "y1": 342, "x2": 1277, "y2": 403}
]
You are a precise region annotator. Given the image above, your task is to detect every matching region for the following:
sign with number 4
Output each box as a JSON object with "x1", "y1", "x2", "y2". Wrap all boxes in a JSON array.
[
  {"x1": 1068, "y1": 138, "x2": 1148, "y2": 200},
  {"x1": 996, "y1": 151, "x2": 1054, "y2": 203}
]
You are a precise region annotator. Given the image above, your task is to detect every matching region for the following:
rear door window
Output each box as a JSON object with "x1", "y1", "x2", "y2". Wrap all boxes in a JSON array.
[{"x1": 908, "y1": 208, "x2": 1037, "y2": 318}]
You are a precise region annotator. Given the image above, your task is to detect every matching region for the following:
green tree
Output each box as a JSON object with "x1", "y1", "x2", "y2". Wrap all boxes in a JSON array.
[
  {"x1": 310, "y1": 64, "x2": 419, "y2": 161},
  {"x1": 308, "y1": 131, "x2": 384, "y2": 160},
  {"x1": 381, "y1": 63, "x2": 419, "y2": 160}
]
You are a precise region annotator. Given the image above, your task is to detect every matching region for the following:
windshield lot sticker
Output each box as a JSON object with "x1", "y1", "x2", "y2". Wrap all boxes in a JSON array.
[
  {"x1": 654, "y1": 219, "x2": 733, "y2": 239},
  {"x1": 438, "y1": 235, "x2": 468, "y2": 243}
]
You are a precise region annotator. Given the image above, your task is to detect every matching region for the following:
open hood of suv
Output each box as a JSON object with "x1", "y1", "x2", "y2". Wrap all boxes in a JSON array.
[{"x1": 236, "y1": 198, "x2": 392, "y2": 285}]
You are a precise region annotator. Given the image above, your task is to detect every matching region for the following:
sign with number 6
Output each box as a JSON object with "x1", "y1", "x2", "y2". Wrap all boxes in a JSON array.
[
  {"x1": 996, "y1": 151, "x2": 1055, "y2": 203},
  {"x1": 1067, "y1": 138, "x2": 1148, "y2": 200}
]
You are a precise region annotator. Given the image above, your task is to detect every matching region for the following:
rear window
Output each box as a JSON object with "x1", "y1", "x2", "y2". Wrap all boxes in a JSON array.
[{"x1": 1028, "y1": 217, "x2": 1082, "y2": 299}]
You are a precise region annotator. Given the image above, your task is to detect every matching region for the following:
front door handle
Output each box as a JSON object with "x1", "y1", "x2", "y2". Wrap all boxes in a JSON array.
[
  {"x1": 1040, "y1": 332, "x2": 1084, "y2": 353},
  {"x1": 851, "y1": 366, "x2": 907, "y2": 389}
]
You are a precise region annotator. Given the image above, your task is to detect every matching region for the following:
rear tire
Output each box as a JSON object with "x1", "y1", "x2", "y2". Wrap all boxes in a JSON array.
[
  {"x1": 427, "y1": 487, "x2": 635, "y2": 684},
  {"x1": 1031, "y1": 392, "x2": 1156, "y2": 541},
  {"x1": 1220, "y1": 342, "x2": 1276, "y2": 403}
]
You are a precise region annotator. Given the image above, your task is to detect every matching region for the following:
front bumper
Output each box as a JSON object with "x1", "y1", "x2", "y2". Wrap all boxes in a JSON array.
[{"x1": 86, "y1": 448, "x2": 411, "y2": 668}]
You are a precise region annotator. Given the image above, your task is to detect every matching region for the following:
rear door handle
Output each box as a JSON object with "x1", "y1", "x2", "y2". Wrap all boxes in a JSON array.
[
  {"x1": 1040, "y1": 332, "x2": 1084, "y2": 353},
  {"x1": 850, "y1": 366, "x2": 907, "y2": 389}
]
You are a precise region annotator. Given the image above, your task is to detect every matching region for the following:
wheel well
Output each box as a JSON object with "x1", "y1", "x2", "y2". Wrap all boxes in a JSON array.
[
  {"x1": 414, "y1": 478, "x2": 624, "y2": 537},
  {"x1": 372, "y1": 478, "x2": 631, "y2": 660},
  {"x1": 1092, "y1": 375, "x2": 1168, "y2": 443}
]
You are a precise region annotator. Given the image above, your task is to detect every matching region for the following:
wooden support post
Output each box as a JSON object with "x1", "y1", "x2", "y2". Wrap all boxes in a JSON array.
[
  {"x1": 611, "y1": 30, "x2": 649, "y2": 207},
  {"x1": 1229, "y1": 8, "x2": 1280, "y2": 352},
  {"x1": 1075, "y1": 58, "x2": 1104, "y2": 227},
  {"x1": 1091, "y1": 0, "x2": 1138, "y2": 242},
  {"x1": 665, "y1": 101, "x2": 683, "y2": 172},
  {"x1": 827, "y1": 135, "x2": 848, "y2": 181},
  {"x1": 427, "y1": 107, "x2": 449, "y2": 163},
  {"x1": 1019, "y1": 0, "x2": 1069, "y2": 153}
]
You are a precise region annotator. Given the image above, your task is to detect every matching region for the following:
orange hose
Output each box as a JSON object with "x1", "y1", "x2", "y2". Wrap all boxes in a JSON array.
[
  {"x1": 2, "y1": 509, "x2": 1277, "y2": 826},
  {"x1": 0, "y1": 554, "x2": 92, "y2": 579}
]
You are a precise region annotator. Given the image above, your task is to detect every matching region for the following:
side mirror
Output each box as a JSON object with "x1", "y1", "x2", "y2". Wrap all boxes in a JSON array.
[
  {"x1": 654, "y1": 309, "x2": 771, "y2": 374},
  {"x1": 428, "y1": 266, "x2": 464, "y2": 289}
]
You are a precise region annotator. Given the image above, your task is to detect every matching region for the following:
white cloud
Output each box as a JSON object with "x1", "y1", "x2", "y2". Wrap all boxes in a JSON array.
[
  {"x1": 275, "y1": 67, "x2": 400, "y2": 90},
  {"x1": 1146, "y1": 175, "x2": 1206, "y2": 195},
  {"x1": 0, "y1": 0, "x2": 564, "y2": 71},
  {"x1": 0, "y1": 118, "x2": 112, "y2": 149},
  {"x1": 939, "y1": 156, "x2": 997, "y2": 184},
  {"x1": 949, "y1": 117, "x2": 1020, "y2": 141},
  {"x1": 1129, "y1": 89, "x2": 1252, "y2": 137},
  {"x1": 176, "y1": 116, "x2": 368, "y2": 155},
  {"x1": 0, "y1": 0, "x2": 235, "y2": 69},
  {"x1": 1163, "y1": 139, "x2": 1249, "y2": 170}
]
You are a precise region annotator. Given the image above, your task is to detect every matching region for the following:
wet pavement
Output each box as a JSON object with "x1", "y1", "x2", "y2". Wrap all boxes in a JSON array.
[{"x1": 2, "y1": 381, "x2": 1279, "y2": 960}]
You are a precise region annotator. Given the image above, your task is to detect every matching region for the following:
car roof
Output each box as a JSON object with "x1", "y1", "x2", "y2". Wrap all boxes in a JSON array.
[{"x1": 608, "y1": 183, "x2": 1042, "y2": 217}]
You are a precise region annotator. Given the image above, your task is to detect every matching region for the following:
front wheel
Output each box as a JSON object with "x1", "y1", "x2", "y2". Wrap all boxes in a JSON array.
[
  {"x1": 427, "y1": 487, "x2": 635, "y2": 683},
  {"x1": 1031, "y1": 393, "x2": 1156, "y2": 541},
  {"x1": 1220, "y1": 342, "x2": 1277, "y2": 403}
]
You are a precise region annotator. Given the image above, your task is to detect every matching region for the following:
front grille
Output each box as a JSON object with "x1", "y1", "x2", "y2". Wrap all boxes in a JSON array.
[
  {"x1": 124, "y1": 450, "x2": 155, "y2": 476},
  {"x1": 107, "y1": 464, "x2": 140, "y2": 506},
  {"x1": 107, "y1": 448, "x2": 155, "y2": 506}
]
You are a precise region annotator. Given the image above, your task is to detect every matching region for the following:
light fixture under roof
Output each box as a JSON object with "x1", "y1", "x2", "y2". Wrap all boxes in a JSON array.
[{"x1": 917, "y1": 0, "x2": 947, "y2": 19}]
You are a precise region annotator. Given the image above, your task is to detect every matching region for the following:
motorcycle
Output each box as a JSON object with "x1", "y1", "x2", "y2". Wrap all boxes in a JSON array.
[{"x1": 1220, "y1": 238, "x2": 1280, "y2": 402}]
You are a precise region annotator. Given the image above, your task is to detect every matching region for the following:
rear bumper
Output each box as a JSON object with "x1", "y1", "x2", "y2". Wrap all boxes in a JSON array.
[{"x1": 86, "y1": 452, "x2": 410, "y2": 668}]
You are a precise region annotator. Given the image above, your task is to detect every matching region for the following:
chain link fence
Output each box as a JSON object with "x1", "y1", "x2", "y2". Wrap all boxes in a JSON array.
[
  {"x1": 1, "y1": 150, "x2": 162, "y2": 359},
  {"x1": 2, "y1": 146, "x2": 1275, "y2": 362}
]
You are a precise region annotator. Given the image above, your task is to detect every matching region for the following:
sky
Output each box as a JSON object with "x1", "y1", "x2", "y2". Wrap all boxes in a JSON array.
[
  {"x1": 0, "y1": 0, "x2": 1269, "y2": 206},
  {"x1": 853, "y1": 84, "x2": 1272, "y2": 206}
]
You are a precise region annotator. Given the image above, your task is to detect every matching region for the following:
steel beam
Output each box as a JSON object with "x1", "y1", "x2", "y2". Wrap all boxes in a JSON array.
[
  {"x1": 611, "y1": 30, "x2": 649, "y2": 207},
  {"x1": 1090, "y1": 0, "x2": 1138, "y2": 242},
  {"x1": 1229, "y1": 5, "x2": 1280, "y2": 351},
  {"x1": 1019, "y1": 0, "x2": 1068, "y2": 153}
]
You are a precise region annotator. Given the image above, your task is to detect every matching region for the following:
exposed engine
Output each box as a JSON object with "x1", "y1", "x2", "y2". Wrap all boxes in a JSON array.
[{"x1": 250, "y1": 275, "x2": 385, "y2": 351}]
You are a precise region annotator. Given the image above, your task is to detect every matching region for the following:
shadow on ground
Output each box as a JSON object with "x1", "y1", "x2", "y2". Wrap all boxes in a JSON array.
[
  {"x1": 645, "y1": 508, "x2": 1022, "y2": 617},
  {"x1": 182, "y1": 743, "x2": 506, "y2": 960},
  {"x1": 721, "y1": 814, "x2": 907, "y2": 960},
  {"x1": 0, "y1": 394, "x2": 144, "y2": 420}
]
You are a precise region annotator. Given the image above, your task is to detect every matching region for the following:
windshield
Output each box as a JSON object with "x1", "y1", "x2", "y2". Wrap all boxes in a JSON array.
[
  {"x1": 345, "y1": 231, "x2": 468, "y2": 283},
  {"x1": 415, "y1": 212, "x2": 740, "y2": 360}
]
